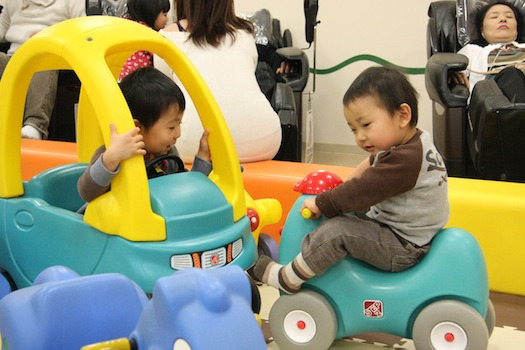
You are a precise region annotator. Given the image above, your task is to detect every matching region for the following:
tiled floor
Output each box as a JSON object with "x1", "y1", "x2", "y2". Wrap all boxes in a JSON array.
[{"x1": 260, "y1": 145, "x2": 525, "y2": 349}]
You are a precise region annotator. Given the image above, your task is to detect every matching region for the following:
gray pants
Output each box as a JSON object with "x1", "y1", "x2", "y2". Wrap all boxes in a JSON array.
[
  {"x1": 0, "y1": 52, "x2": 58, "y2": 139},
  {"x1": 301, "y1": 212, "x2": 430, "y2": 274}
]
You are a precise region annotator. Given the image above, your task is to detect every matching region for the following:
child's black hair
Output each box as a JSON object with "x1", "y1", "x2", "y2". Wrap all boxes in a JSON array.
[
  {"x1": 119, "y1": 66, "x2": 185, "y2": 130},
  {"x1": 343, "y1": 66, "x2": 419, "y2": 127},
  {"x1": 127, "y1": 0, "x2": 170, "y2": 29}
]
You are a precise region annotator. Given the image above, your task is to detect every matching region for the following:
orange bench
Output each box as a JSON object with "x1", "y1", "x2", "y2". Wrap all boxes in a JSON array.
[{"x1": 21, "y1": 139, "x2": 77, "y2": 180}]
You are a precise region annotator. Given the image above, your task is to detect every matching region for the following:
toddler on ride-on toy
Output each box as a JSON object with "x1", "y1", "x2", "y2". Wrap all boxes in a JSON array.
[
  {"x1": 251, "y1": 66, "x2": 449, "y2": 293},
  {"x1": 251, "y1": 66, "x2": 492, "y2": 350}
]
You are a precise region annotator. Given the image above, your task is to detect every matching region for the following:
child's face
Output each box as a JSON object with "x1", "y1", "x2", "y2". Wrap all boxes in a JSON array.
[
  {"x1": 140, "y1": 103, "x2": 183, "y2": 159},
  {"x1": 344, "y1": 95, "x2": 412, "y2": 156},
  {"x1": 154, "y1": 12, "x2": 169, "y2": 31}
]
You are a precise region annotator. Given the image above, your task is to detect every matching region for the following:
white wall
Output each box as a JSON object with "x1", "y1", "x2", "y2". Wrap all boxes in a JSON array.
[{"x1": 235, "y1": 0, "x2": 436, "y2": 147}]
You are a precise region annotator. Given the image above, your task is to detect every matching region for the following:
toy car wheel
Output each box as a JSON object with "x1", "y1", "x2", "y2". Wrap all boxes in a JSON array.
[
  {"x1": 269, "y1": 290, "x2": 337, "y2": 350},
  {"x1": 0, "y1": 271, "x2": 13, "y2": 299},
  {"x1": 257, "y1": 233, "x2": 279, "y2": 261},
  {"x1": 485, "y1": 299, "x2": 496, "y2": 337},
  {"x1": 412, "y1": 300, "x2": 489, "y2": 350},
  {"x1": 0, "y1": 270, "x2": 16, "y2": 292},
  {"x1": 247, "y1": 273, "x2": 262, "y2": 314}
]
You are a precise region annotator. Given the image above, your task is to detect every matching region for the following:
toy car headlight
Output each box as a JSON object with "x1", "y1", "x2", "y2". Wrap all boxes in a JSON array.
[{"x1": 170, "y1": 238, "x2": 243, "y2": 270}]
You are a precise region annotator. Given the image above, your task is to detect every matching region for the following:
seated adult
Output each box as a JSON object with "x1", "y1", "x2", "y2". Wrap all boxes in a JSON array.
[
  {"x1": 453, "y1": 0, "x2": 525, "y2": 102},
  {"x1": 0, "y1": 0, "x2": 86, "y2": 139},
  {"x1": 154, "y1": 0, "x2": 282, "y2": 163}
]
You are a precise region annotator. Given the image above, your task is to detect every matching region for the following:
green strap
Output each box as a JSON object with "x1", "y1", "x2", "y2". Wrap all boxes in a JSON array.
[{"x1": 310, "y1": 54, "x2": 425, "y2": 75}]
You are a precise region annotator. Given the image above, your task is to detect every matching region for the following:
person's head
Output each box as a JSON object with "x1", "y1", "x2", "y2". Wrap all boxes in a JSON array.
[
  {"x1": 175, "y1": 0, "x2": 253, "y2": 47},
  {"x1": 119, "y1": 67, "x2": 186, "y2": 157},
  {"x1": 342, "y1": 67, "x2": 418, "y2": 156},
  {"x1": 127, "y1": 0, "x2": 170, "y2": 30},
  {"x1": 475, "y1": 1, "x2": 523, "y2": 45}
]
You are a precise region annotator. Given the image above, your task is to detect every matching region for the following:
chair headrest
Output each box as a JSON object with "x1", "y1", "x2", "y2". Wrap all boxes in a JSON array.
[{"x1": 241, "y1": 9, "x2": 275, "y2": 47}]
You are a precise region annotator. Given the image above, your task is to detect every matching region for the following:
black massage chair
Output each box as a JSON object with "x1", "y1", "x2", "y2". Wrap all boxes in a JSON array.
[{"x1": 425, "y1": 0, "x2": 525, "y2": 182}]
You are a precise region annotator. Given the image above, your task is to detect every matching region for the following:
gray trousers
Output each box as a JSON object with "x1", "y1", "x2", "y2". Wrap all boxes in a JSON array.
[
  {"x1": 0, "y1": 52, "x2": 58, "y2": 139},
  {"x1": 301, "y1": 212, "x2": 430, "y2": 274}
]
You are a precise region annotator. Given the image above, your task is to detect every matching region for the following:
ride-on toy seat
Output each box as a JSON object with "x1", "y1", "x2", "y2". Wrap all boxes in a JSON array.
[
  {"x1": 83, "y1": 266, "x2": 266, "y2": 350},
  {"x1": 23, "y1": 163, "x2": 87, "y2": 212},
  {"x1": 425, "y1": 0, "x2": 525, "y2": 181},
  {"x1": 269, "y1": 172, "x2": 494, "y2": 350},
  {"x1": 0, "y1": 266, "x2": 148, "y2": 350}
]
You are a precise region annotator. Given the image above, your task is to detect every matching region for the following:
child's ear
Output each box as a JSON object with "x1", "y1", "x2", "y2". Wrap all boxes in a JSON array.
[
  {"x1": 133, "y1": 119, "x2": 143, "y2": 129},
  {"x1": 397, "y1": 103, "x2": 412, "y2": 128}
]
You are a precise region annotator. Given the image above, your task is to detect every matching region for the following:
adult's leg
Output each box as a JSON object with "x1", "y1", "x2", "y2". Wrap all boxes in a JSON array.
[
  {"x1": 494, "y1": 66, "x2": 525, "y2": 103},
  {"x1": 23, "y1": 70, "x2": 59, "y2": 139}
]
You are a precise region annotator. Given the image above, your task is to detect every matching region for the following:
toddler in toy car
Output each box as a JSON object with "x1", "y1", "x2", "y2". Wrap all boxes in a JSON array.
[
  {"x1": 77, "y1": 66, "x2": 211, "y2": 204},
  {"x1": 251, "y1": 67, "x2": 450, "y2": 294}
]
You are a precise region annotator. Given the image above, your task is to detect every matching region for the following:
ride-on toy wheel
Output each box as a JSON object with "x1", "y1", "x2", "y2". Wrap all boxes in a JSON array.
[
  {"x1": 485, "y1": 299, "x2": 496, "y2": 337},
  {"x1": 412, "y1": 300, "x2": 489, "y2": 350},
  {"x1": 248, "y1": 274, "x2": 262, "y2": 314},
  {"x1": 257, "y1": 233, "x2": 279, "y2": 261},
  {"x1": 269, "y1": 290, "x2": 337, "y2": 350}
]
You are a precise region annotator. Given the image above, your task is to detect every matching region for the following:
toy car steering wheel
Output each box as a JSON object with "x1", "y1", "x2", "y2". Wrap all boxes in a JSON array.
[{"x1": 145, "y1": 153, "x2": 186, "y2": 179}]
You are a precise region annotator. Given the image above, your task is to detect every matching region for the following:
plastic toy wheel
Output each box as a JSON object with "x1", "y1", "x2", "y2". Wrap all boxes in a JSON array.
[
  {"x1": 0, "y1": 270, "x2": 16, "y2": 292},
  {"x1": 269, "y1": 290, "x2": 337, "y2": 350},
  {"x1": 412, "y1": 300, "x2": 489, "y2": 350},
  {"x1": 257, "y1": 233, "x2": 279, "y2": 261},
  {"x1": 485, "y1": 299, "x2": 496, "y2": 337},
  {"x1": 247, "y1": 273, "x2": 262, "y2": 314},
  {"x1": 0, "y1": 271, "x2": 12, "y2": 299}
]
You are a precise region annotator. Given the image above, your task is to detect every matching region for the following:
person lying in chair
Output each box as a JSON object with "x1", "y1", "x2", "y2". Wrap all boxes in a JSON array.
[{"x1": 452, "y1": 0, "x2": 525, "y2": 103}]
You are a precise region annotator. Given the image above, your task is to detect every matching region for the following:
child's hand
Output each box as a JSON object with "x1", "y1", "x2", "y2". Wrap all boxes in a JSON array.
[
  {"x1": 102, "y1": 123, "x2": 146, "y2": 171},
  {"x1": 196, "y1": 129, "x2": 211, "y2": 162},
  {"x1": 300, "y1": 197, "x2": 322, "y2": 220}
]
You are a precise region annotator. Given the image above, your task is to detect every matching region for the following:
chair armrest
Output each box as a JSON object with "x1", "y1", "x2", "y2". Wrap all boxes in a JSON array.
[
  {"x1": 276, "y1": 47, "x2": 309, "y2": 92},
  {"x1": 425, "y1": 52, "x2": 469, "y2": 108}
]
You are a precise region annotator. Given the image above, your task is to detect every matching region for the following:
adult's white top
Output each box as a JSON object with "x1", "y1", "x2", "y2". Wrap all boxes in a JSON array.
[{"x1": 155, "y1": 29, "x2": 282, "y2": 163}]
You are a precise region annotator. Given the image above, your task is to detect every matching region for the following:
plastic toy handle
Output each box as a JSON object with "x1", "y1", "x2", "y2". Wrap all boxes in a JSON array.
[
  {"x1": 81, "y1": 338, "x2": 131, "y2": 350},
  {"x1": 301, "y1": 208, "x2": 313, "y2": 219}
]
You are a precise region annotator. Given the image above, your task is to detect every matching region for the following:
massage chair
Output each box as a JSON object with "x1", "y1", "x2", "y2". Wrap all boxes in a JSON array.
[{"x1": 426, "y1": 0, "x2": 525, "y2": 181}]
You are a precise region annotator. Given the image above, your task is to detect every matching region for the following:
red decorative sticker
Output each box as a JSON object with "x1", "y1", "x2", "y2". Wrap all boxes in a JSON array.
[
  {"x1": 211, "y1": 254, "x2": 219, "y2": 266},
  {"x1": 363, "y1": 300, "x2": 383, "y2": 318}
]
